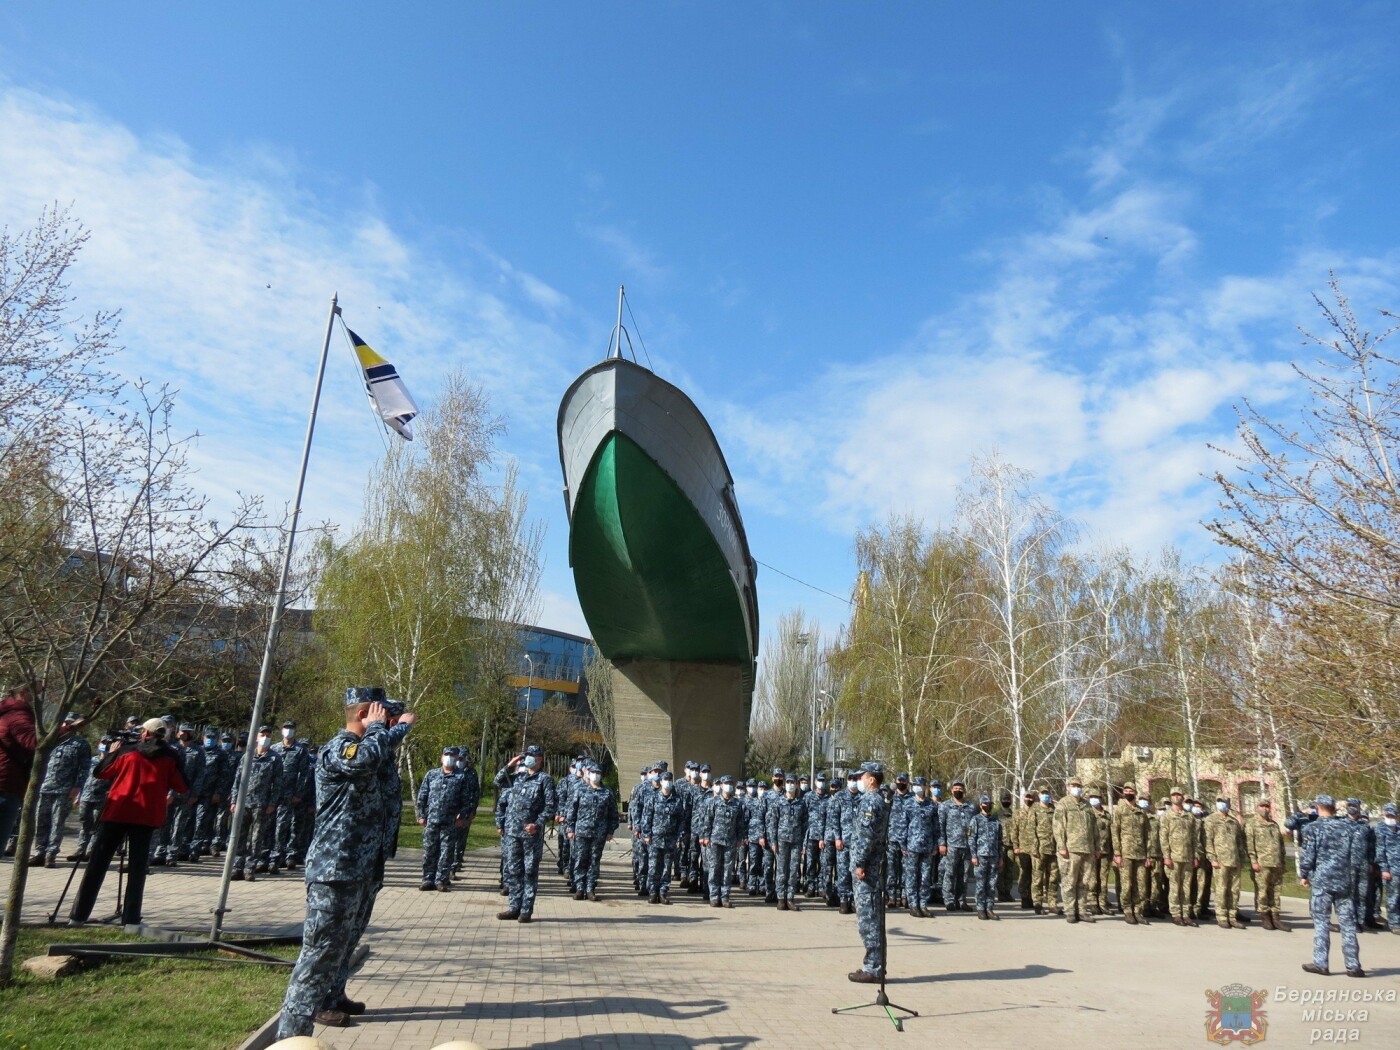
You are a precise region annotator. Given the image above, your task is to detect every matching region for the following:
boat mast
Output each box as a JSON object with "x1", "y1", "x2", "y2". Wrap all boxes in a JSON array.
[{"x1": 612, "y1": 284, "x2": 626, "y2": 359}]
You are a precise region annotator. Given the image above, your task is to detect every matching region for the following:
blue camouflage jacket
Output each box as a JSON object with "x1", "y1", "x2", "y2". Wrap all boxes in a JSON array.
[
  {"x1": 1299, "y1": 815, "x2": 1362, "y2": 895},
  {"x1": 767, "y1": 792, "x2": 809, "y2": 845},
  {"x1": 1374, "y1": 821, "x2": 1399, "y2": 873},
  {"x1": 850, "y1": 790, "x2": 888, "y2": 870},
  {"x1": 970, "y1": 811, "x2": 1004, "y2": 857},
  {"x1": 494, "y1": 768, "x2": 556, "y2": 837},
  {"x1": 232, "y1": 750, "x2": 280, "y2": 810},
  {"x1": 804, "y1": 790, "x2": 828, "y2": 840},
  {"x1": 271, "y1": 741, "x2": 312, "y2": 805},
  {"x1": 566, "y1": 783, "x2": 620, "y2": 840},
  {"x1": 78, "y1": 754, "x2": 111, "y2": 804},
  {"x1": 640, "y1": 789, "x2": 688, "y2": 846},
  {"x1": 888, "y1": 790, "x2": 912, "y2": 842},
  {"x1": 41, "y1": 734, "x2": 92, "y2": 794},
  {"x1": 828, "y1": 787, "x2": 862, "y2": 843},
  {"x1": 902, "y1": 797, "x2": 940, "y2": 853},
  {"x1": 939, "y1": 799, "x2": 977, "y2": 849},
  {"x1": 416, "y1": 767, "x2": 471, "y2": 826},
  {"x1": 745, "y1": 792, "x2": 769, "y2": 838},
  {"x1": 701, "y1": 794, "x2": 745, "y2": 847},
  {"x1": 304, "y1": 721, "x2": 391, "y2": 883}
]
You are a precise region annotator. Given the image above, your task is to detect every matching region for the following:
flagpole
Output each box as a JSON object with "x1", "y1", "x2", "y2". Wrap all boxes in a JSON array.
[{"x1": 210, "y1": 293, "x2": 340, "y2": 941}]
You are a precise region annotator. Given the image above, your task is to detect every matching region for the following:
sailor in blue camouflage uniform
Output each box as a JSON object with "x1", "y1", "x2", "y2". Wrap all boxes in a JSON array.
[
  {"x1": 68, "y1": 736, "x2": 113, "y2": 861},
  {"x1": 450, "y1": 747, "x2": 481, "y2": 874},
  {"x1": 830, "y1": 771, "x2": 862, "y2": 914},
  {"x1": 169, "y1": 723, "x2": 208, "y2": 862},
  {"x1": 688, "y1": 763, "x2": 713, "y2": 890},
  {"x1": 970, "y1": 794, "x2": 1004, "y2": 919},
  {"x1": 674, "y1": 761, "x2": 699, "y2": 888},
  {"x1": 642, "y1": 767, "x2": 689, "y2": 904},
  {"x1": 212, "y1": 732, "x2": 238, "y2": 854},
  {"x1": 767, "y1": 775, "x2": 809, "y2": 910},
  {"x1": 271, "y1": 721, "x2": 312, "y2": 869},
  {"x1": 759, "y1": 769, "x2": 786, "y2": 902},
  {"x1": 1344, "y1": 799, "x2": 1382, "y2": 930},
  {"x1": 276, "y1": 687, "x2": 393, "y2": 1037},
  {"x1": 901, "y1": 776, "x2": 939, "y2": 916},
  {"x1": 554, "y1": 757, "x2": 579, "y2": 878},
  {"x1": 692, "y1": 775, "x2": 718, "y2": 900},
  {"x1": 566, "y1": 759, "x2": 619, "y2": 900},
  {"x1": 699, "y1": 774, "x2": 745, "y2": 907},
  {"x1": 192, "y1": 728, "x2": 229, "y2": 858},
  {"x1": 1376, "y1": 802, "x2": 1399, "y2": 931},
  {"x1": 32, "y1": 713, "x2": 91, "y2": 866},
  {"x1": 849, "y1": 762, "x2": 889, "y2": 983},
  {"x1": 803, "y1": 776, "x2": 828, "y2": 897},
  {"x1": 1299, "y1": 794, "x2": 1366, "y2": 978},
  {"x1": 320, "y1": 693, "x2": 413, "y2": 1020},
  {"x1": 417, "y1": 746, "x2": 471, "y2": 890},
  {"x1": 230, "y1": 725, "x2": 280, "y2": 880},
  {"x1": 885, "y1": 773, "x2": 911, "y2": 906},
  {"x1": 627, "y1": 766, "x2": 652, "y2": 893},
  {"x1": 493, "y1": 744, "x2": 556, "y2": 922},
  {"x1": 744, "y1": 780, "x2": 769, "y2": 895},
  {"x1": 939, "y1": 779, "x2": 977, "y2": 911}
]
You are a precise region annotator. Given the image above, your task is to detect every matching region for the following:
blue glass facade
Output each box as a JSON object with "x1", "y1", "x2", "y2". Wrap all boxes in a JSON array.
[{"x1": 510, "y1": 625, "x2": 595, "y2": 712}]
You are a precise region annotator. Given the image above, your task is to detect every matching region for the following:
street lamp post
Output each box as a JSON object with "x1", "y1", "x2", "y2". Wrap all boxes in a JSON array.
[
  {"x1": 816, "y1": 688, "x2": 833, "y2": 783},
  {"x1": 519, "y1": 652, "x2": 534, "y2": 751}
]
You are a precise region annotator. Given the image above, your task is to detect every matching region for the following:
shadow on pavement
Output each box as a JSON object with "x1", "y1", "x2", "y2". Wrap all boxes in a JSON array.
[
  {"x1": 888, "y1": 963, "x2": 1072, "y2": 984},
  {"x1": 368, "y1": 996, "x2": 728, "y2": 1023},
  {"x1": 523, "y1": 1037, "x2": 758, "y2": 1049}
]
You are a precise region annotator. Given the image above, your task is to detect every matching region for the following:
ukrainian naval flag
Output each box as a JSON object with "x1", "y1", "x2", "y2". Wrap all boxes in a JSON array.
[{"x1": 346, "y1": 327, "x2": 419, "y2": 440}]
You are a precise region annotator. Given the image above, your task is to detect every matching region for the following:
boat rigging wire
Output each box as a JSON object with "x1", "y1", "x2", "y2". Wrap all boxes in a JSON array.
[
  {"x1": 756, "y1": 559, "x2": 853, "y2": 606},
  {"x1": 623, "y1": 291, "x2": 655, "y2": 371}
]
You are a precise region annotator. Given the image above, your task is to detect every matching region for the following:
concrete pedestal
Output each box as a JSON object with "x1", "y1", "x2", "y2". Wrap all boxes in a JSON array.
[{"x1": 611, "y1": 659, "x2": 749, "y2": 782}]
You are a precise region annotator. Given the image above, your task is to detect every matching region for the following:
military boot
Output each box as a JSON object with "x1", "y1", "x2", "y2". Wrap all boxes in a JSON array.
[{"x1": 1273, "y1": 912, "x2": 1289, "y2": 932}]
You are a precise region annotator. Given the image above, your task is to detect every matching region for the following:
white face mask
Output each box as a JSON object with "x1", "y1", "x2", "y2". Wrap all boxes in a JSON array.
[
  {"x1": 523, "y1": 755, "x2": 537, "y2": 769},
  {"x1": 848, "y1": 781, "x2": 859, "y2": 792},
  {"x1": 757, "y1": 787, "x2": 766, "y2": 796},
  {"x1": 257, "y1": 736, "x2": 270, "y2": 748},
  {"x1": 1089, "y1": 798, "x2": 1102, "y2": 808},
  {"x1": 712, "y1": 785, "x2": 721, "y2": 796},
  {"x1": 816, "y1": 782, "x2": 826, "y2": 791},
  {"x1": 1070, "y1": 786, "x2": 1082, "y2": 797},
  {"x1": 785, "y1": 784, "x2": 798, "y2": 795},
  {"x1": 1137, "y1": 799, "x2": 1150, "y2": 810},
  {"x1": 591, "y1": 773, "x2": 604, "y2": 786},
  {"x1": 721, "y1": 784, "x2": 733, "y2": 796},
  {"x1": 858, "y1": 780, "x2": 872, "y2": 794},
  {"x1": 1386, "y1": 817, "x2": 1397, "y2": 827},
  {"x1": 700, "y1": 774, "x2": 710, "y2": 784},
  {"x1": 912, "y1": 785, "x2": 925, "y2": 796},
  {"x1": 455, "y1": 758, "x2": 464, "y2": 768},
  {"x1": 1192, "y1": 806, "x2": 1204, "y2": 816},
  {"x1": 1216, "y1": 801, "x2": 1228, "y2": 812},
  {"x1": 282, "y1": 728, "x2": 293, "y2": 739}
]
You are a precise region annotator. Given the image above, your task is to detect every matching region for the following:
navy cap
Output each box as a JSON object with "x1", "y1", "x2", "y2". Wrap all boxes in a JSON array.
[
  {"x1": 979, "y1": 794, "x2": 992, "y2": 804},
  {"x1": 912, "y1": 776, "x2": 927, "y2": 786},
  {"x1": 442, "y1": 746, "x2": 459, "y2": 756},
  {"x1": 685, "y1": 760, "x2": 697, "y2": 770},
  {"x1": 1382, "y1": 802, "x2": 1397, "y2": 816},
  {"x1": 237, "y1": 732, "x2": 248, "y2": 743},
  {"x1": 345, "y1": 686, "x2": 375, "y2": 706},
  {"x1": 99, "y1": 734, "x2": 113, "y2": 744},
  {"x1": 699, "y1": 763, "x2": 712, "y2": 773},
  {"x1": 846, "y1": 771, "x2": 859, "y2": 781},
  {"x1": 655, "y1": 760, "x2": 668, "y2": 771},
  {"x1": 745, "y1": 778, "x2": 756, "y2": 787},
  {"x1": 368, "y1": 687, "x2": 386, "y2": 703},
  {"x1": 62, "y1": 711, "x2": 78, "y2": 723},
  {"x1": 281, "y1": 720, "x2": 296, "y2": 729},
  {"x1": 859, "y1": 761, "x2": 884, "y2": 777},
  {"x1": 718, "y1": 774, "x2": 734, "y2": 785},
  {"x1": 177, "y1": 722, "x2": 196, "y2": 732},
  {"x1": 1346, "y1": 797, "x2": 1361, "y2": 807},
  {"x1": 524, "y1": 744, "x2": 543, "y2": 757},
  {"x1": 930, "y1": 779, "x2": 942, "y2": 788},
  {"x1": 383, "y1": 699, "x2": 406, "y2": 718},
  {"x1": 895, "y1": 772, "x2": 910, "y2": 783},
  {"x1": 772, "y1": 767, "x2": 785, "y2": 778},
  {"x1": 124, "y1": 715, "x2": 140, "y2": 726},
  {"x1": 1315, "y1": 794, "x2": 1335, "y2": 808},
  {"x1": 951, "y1": 779, "x2": 965, "y2": 788},
  {"x1": 258, "y1": 724, "x2": 273, "y2": 733}
]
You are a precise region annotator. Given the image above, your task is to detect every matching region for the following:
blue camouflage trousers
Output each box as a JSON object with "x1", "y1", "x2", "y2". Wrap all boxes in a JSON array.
[
  {"x1": 973, "y1": 856, "x2": 999, "y2": 910},
  {"x1": 422, "y1": 823, "x2": 453, "y2": 884},
  {"x1": 836, "y1": 847, "x2": 854, "y2": 902},
  {"x1": 278, "y1": 880, "x2": 371, "y2": 1038},
  {"x1": 34, "y1": 793, "x2": 74, "y2": 859},
  {"x1": 647, "y1": 842, "x2": 677, "y2": 896},
  {"x1": 1385, "y1": 875, "x2": 1399, "y2": 929},
  {"x1": 503, "y1": 832, "x2": 544, "y2": 915},
  {"x1": 75, "y1": 801, "x2": 104, "y2": 854},
  {"x1": 943, "y1": 847, "x2": 971, "y2": 905},
  {"x1": 707, "y1": 843, "x2": 737, "y2": 902},
  {"x1": 775, "y1": 842, "x2": 802, "y2": 900},
  {"x1": 1311, "y1": 889, "x2": 1360, "y2": 972},
  {"x1": 886, "y1": 841, "x2": 903, "y2": 899},
  {"x1": 854, "y1": 869, "x2": 885, "y2": 975},
  {"x1": 746, "y1": 840, "x2": 766, "y2": 890},
  {"x1": 903, "y1": 850, "x2": 934, "y2": 908},
  {"x1": 571, "y1": 835, "x2": 605, "y2": 893}
]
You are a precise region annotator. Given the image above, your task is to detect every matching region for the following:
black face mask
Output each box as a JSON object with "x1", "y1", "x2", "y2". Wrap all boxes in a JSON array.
[
  {"x1": 980, "y1": 805, "x2": 991, "y2": 813},
  {"x1": 1124, "y1": 795, "x2": 1136, "y2": 803},
  {"x1": 952, "y1": 790, "x2": 964, "y2": 800}
]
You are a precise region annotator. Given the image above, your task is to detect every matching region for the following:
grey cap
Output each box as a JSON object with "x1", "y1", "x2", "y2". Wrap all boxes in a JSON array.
[
  {"x1": 859, "y1": 761, "x2": 884, "y2": 777},
  {"x1": 979, "y1": 794, "x2": 992, "y2": 805},
  {"x1": 524, "y1": 744, "x2": 543, "y2": 757},
  {"x1": 1315, "y1": 794, "x2": 1335, "y2": 808},
  {"x1": 1382, "y1": 802, "x2": 1397, "y2": 816},
  {"x1": 345, "y1": 686, "x2": 375, "y2": 706}
]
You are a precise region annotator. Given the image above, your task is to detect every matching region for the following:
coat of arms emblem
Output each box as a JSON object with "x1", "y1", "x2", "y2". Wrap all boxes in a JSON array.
[{"x1": 1205, "y1": 984, "x2": 1268, "y2": 1044}]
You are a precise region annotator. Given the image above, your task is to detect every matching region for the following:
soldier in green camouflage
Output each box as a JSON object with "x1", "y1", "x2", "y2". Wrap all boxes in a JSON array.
[
  {"x1": 1160, "y1": 788, "x2": 1200, "y2": 926},
  {"x1": 1246, "y1": 798, "x2": 1287, "y2": 931},
  {"x1": 1010, "y1": 790, "x2": 1036, "y2": 908},
  {"x1": 1052, "y1": 778, "x2": 1100, "y2": 923},
  {"x1": 1028, "y1": 786, "x2": 1059, "y2": 915},
  {"x1": 1112, "y1": 782, "x2": 1151, "y2": 925},
  {"x1": 1087, "y1": 790, "x2": 1115, "y2": 914},
  {"x1": 1204, "y1": 795, "x2": 1248, "y2": 929}
]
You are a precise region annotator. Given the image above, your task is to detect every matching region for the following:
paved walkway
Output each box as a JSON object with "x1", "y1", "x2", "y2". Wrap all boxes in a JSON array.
[{"x1": 17, "y1": 842, "x2": 1400, "y2": 1050}]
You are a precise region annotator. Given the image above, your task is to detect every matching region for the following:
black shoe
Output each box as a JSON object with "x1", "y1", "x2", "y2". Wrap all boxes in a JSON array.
[
  {"x1": 336, "y1": 998, "x2": 366, "y2": 1016},
  {"x1": 1067, "y1": 915, "x2": 1080, "y2": 924},
  {"x1": 1346, "y1": 967, "x2": 1367, "y2": 978},
  {"x1": 436, "y1": 882, "x2": 450, "y2": 892},
  {"x1": 231, "y1": 870, "x2": 245, "y2": 881},
  {"x1": 66, "y1": 852, "x2": 87, "y2": 862},
  {"x1": 517, "y1": 913, "x2": 532, "y2": 923},
  {"x1": 587, "y1": 892, "x2": 599, "y2": 902},
  {"x1": 988, "y1": 910, "x2": 1000, "y2": 920},
  {"x1": 497, "y1": 910, "x2": 519, "y2": 920},
  {"x1": 314, "y1": 1008, "x2": 351, "y2": 1027},
  {"x1": 848, "y1": 969, "x2": 880, "y2": 984},
  {"x1": 1301, "y1": 963, "x2": 1330, "y2": 976},
  {"x1": 839, "y1": 901, "x2": 853, "y2": 914},
  {"x1": 1033, "y1": 904, "x2": 1043, "y2": 914},
  {"x1": 419, "y1": 881, "x2": 435, "y2": 891}
]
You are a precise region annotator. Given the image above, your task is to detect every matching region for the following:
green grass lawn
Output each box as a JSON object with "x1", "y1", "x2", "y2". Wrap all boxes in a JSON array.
[
  {"x1": 0, "y1": 925, "x2": 298, "y2": 1050},
  {"x1": 394, "y1": 805, "x2": 499, "y2": 853}
]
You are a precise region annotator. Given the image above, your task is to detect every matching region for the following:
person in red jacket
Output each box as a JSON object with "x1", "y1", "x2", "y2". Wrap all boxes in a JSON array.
[
  {"x1": 68, "y1": 718, "x2": 187, "y2": 926},
  {"x1": 0, "y1": 682, "x2": 40, "y2": 855}
]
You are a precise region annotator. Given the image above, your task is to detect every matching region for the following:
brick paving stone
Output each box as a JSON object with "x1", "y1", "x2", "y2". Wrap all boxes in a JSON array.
[{"x1": 13, "y1": 840, "x2": 1400, "y2": 1049}]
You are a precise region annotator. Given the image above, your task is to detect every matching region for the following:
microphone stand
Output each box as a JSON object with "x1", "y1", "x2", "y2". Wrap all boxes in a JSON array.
[{"x1": 832, "y1": 787, "x2": 919, "y2": 1033}]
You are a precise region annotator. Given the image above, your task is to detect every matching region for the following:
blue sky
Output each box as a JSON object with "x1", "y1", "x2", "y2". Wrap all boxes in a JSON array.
[{"x1": 2, "y1": 2, "x2": 1397, "y2": 645}]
